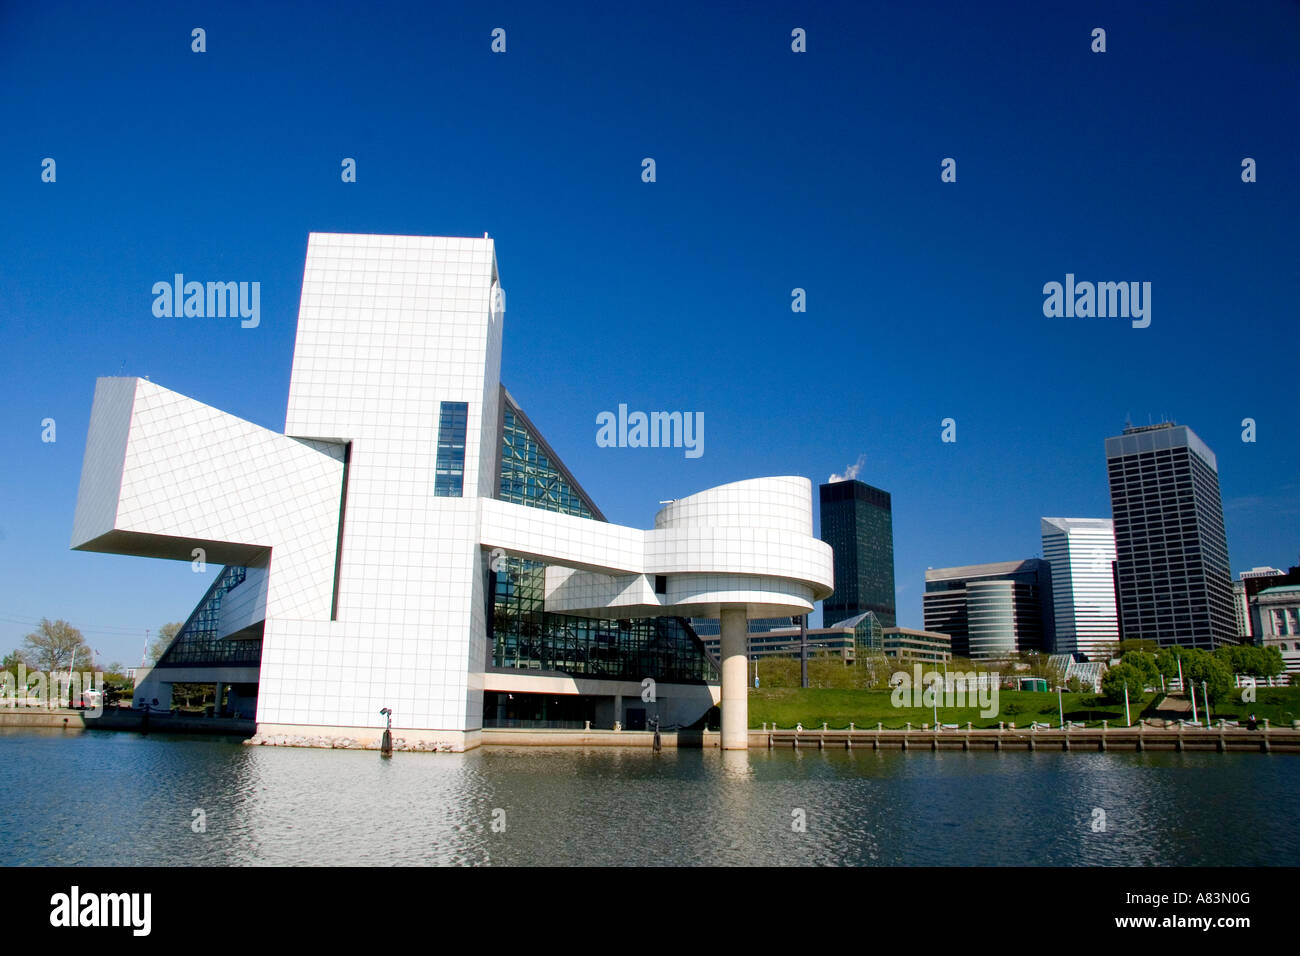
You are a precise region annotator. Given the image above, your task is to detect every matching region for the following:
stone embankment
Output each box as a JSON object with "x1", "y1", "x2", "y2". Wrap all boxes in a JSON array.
[{"x1": 243, "y1": 732, "x2": 456, "y2": 752}]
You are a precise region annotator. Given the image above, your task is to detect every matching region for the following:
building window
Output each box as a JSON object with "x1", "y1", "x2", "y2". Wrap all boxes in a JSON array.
[
  {"x1": 654, "y1": 575, "x2": 667, "y2": 595},
  {"x1": 434, "y1": 401, "x2": 469, "y2": 497}
]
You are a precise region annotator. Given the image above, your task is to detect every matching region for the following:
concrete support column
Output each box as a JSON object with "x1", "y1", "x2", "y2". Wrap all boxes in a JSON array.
[{"x1": 720, "y1": 606, "x2": 748, "y2": 750}]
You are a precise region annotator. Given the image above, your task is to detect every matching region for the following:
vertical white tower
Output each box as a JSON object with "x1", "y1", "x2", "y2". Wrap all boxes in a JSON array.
[
  {"x1": 264, "y1": 233, "x2": 503, "y2": 744},
  {"x1": 1041, "y1": 517, "x2": 1119, "y2": 660}
]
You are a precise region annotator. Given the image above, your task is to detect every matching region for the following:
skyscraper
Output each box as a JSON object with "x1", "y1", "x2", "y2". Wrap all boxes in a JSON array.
[
  {"x1": 1105, "y1": 422, "x2": 1235, "y2": 650},
  {"x1": 1041, "y1": 518, "x2": 1119, "y2": 660},
  {"x1": 819, "y1": 479, "x2": 896, "y2": 627}
]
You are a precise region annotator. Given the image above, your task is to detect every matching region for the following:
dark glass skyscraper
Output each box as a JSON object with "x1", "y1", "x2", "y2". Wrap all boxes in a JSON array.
[
  {"x1": 1105, "y1": 422, "x2": 1235, "y2": 650},
  {"x1": 819, "y1": 480, "x2": 896, "y2": 627}
]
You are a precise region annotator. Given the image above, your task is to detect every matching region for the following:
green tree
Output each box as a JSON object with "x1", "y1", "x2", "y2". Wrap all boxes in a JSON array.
[
  {"x1": 99, "y1": 661, "x2": 132, "y2": 708},
  {"x1": 2, "y1": 649, "x2": 28, "y2": 674},
  {"x1": 1258, "y1": 646, "x2": 1285, "y2": 679},
  {"x1": 1119, "y1": 639, "x2": 1160, "y2": 656},
  {"x1": 1180, "y1": 648, "x2": 1233, "y2": 704},
  {"x1": 1120, "y1": 650, "x2": 1159, "y2": 689},
  {"x1": 1093, "y1": 641, "x2": 1121, "y2": 662},
  {"x1": 148, "y1": 622, "x2": 182, "y2": 663},
  {"x1": 1220, "y1": 645, "x2": 1286, "y2": 680},
  {"x1": 22, "y1": 619, "x2": 94, "y2": 672},
  {"x1": 1156, "y1": 646, "x2": 1191, "y2": 680},
  {"x1": 1101, "y1": 662, "x2": 1142, "y2": 705}
]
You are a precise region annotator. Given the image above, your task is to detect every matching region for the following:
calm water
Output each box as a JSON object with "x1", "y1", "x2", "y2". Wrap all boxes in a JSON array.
[{"x1": 2, "y1": 728, "x2": 1297, "y2": 866}]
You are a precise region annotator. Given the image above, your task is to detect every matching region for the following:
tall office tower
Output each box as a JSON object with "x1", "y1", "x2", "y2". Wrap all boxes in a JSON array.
[
  {"x1": 1105, "y1": 422, "x2": 1235, "y2": 650},
  {"x1": 819, "y1": 480, "x2": 896, "y2": 627},
  {"x1": 923, "y1": 560, "x2": 1053, "y2": 660},
  {"x1": 1040, "y1": 518, "x2": 1119, "y2": 660}
]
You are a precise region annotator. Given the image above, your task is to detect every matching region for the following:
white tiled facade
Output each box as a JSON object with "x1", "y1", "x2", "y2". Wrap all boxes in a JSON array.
[{"x1": 71, "y1": 234, "x2": 832, "y2": 750}]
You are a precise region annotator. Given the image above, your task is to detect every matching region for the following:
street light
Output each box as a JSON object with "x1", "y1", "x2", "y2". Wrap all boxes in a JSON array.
[{"x1": 379, "y1": 707, "x2": 393, "y2": 757}]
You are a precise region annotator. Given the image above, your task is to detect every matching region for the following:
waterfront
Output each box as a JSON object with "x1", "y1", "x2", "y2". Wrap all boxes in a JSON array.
[{"x1": 2, "y1": 728, "x2": 1297, "y2": 866}]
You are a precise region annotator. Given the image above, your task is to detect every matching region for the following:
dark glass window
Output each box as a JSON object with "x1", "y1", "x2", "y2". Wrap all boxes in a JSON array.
[
  {"x1": 156, "y1": 565, "x2": 260, "y2": 667},
  {"x1": 490, "y1": 398, "x2": 714, "y2": 684},
  {"x1": 434, "y1": 401, "x2": 469, "y2": 497}
]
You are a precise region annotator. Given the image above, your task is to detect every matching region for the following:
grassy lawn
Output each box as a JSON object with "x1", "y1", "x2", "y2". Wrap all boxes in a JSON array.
[
  {"x1": 1191, "y1": 687, "x2": 1300, "y2": 727},
  {"x1": 749, "y1": 688, "x2": 1159, "y2": 730}
]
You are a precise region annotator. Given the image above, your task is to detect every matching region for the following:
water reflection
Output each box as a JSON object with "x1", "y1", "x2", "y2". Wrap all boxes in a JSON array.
[{"x1": 1, "y1": 729, "x2": 1296, "y2": 866}]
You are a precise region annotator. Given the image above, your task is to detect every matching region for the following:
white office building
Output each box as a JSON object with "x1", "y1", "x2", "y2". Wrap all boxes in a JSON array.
[
  {"x1": 70, "y1": 233, "x2": 833, "y2": 750},
  {"x1": 1041, "y1": 517, "x2": 1119, "y2": 660}
]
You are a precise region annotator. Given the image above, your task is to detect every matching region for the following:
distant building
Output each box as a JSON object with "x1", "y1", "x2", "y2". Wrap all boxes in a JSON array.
[
  {"x1": 701, "y1": 613, "x2": 880, "y2": 663},
  {"x1": 819, "y1": 480, "x2": 896, "y2": 627},
  {"x1": 1238, "y1": 567, "x2": 1299, "y2": 643},
  {"x1": 699, "y1": 614, "x2": 951, "y2": 666},
  {"x1": 690, "y1": 617, "x2": 795, "y2": 637},
  {"x1": 923, "y1": 560, "x2": 1054, "y2": 660},
  {"x1": 1251, "y1": 585, "x2": 1300, "y2": 675},
  {"x1": 1232, "y1": 567, "x2": 1284, "y2": 642},
  {"x1": 1105, "y1": 422, "x2": 1235, "y2": 650},
  {"x1": 1041, "y1": 518, "x2": 1119, "y2": 660},
  {"x1": 882, "y1": 627, "x2": 952, "y2": 664},
  {"x1": 1233, "y1": 581, "x2": 1249, "y2": 639}
]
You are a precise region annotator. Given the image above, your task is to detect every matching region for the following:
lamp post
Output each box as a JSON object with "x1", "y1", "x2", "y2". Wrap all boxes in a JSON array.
[
  {"x1": 379, "y1": 707, "x2": 393, "y2": 757},
  {"x1": 799, "y1": 614, "x2": 808, "y2": 689},
  {"x1": 1123, "y1": 680, "x2": 1131, "y2": 727},
  {"x1": 1190, "y1": 680, "x2": 1199, "y2": 724}
]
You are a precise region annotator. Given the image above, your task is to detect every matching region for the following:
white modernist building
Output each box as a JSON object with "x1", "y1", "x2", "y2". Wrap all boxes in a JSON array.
[
  {"x1": 1040, "y1": 517, "x2": 1119, "y2": 660},
  {"x1": 71, "y1": 233, "x2": 833, "y2": 750}
]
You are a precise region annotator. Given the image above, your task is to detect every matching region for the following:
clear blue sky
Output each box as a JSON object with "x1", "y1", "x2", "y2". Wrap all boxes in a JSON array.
[{"x1": 2, "y1": 1, "x2": 1297, "y2": 665}]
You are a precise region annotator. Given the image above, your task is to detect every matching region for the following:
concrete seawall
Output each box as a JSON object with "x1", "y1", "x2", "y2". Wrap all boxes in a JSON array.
[
  {"x1": 0, "y1": 708, "x2": 255, "y2": 736},
  {"x1": 483, "y1": 728, "x2": 719, "y2": 748},
  {"x1": 753, "y1": 726, "x2": 1300, "y2": 753},
  {"x1": 4, "y1": 711, "x2": 1296, "y2": 753}
]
